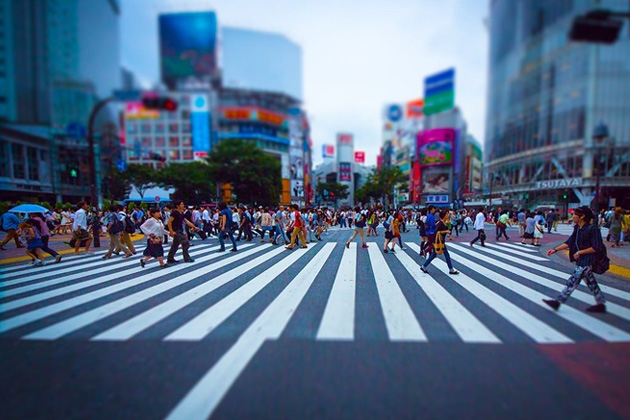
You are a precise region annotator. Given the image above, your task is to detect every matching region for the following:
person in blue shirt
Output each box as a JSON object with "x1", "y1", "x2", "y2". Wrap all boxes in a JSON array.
[
  {"x1": 0, "y1": 212, "x2": 24, "y2": 250},
  {"x1": 218, "y1": 202, "x2": 238, "y2": 252},
  {"x1": 421, "y1": 205, "x2": 437, "y2": 258}
]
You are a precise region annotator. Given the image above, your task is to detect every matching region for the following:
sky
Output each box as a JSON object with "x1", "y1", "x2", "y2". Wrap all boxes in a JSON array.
[{"x1": 120, "y1": 0, "x2": 489, "y2": 167}]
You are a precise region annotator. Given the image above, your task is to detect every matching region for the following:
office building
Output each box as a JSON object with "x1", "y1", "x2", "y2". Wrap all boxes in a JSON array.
[{"x1": 485, "y1": 0, "x2": 630, "y2": 210}]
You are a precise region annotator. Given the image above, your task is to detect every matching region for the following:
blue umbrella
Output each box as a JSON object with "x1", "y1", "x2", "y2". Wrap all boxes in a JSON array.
[{"x1": 8, "y1": 204, "x2": 50, "y2": 214}]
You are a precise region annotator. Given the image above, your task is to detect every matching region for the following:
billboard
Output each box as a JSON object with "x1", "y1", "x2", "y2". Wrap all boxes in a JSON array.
[
  {"x1": 159, "y1": 12, "x2": 218, "y2": 88},
  {"x1": 337, "y1": 133, "x2": 353, "y2": 145},
  {"x1": 338, "y1": 162, "x2": 352, "y2": 182},
  {"x1": 124, "y1": 102, "x2": 160, "y2": 119},
  {"x1": 354, "y1": 151, "x2": 365, "y2": 163},
  {"x1": 423, "y1": 68, "x2": 455, "y2": 115},
  {"x1": 406, "y1": 99, "x2": 424, "y2": 118},
  {"x1": 191, "y1": 93, "x2": 211, "y2": 157},
  {"x1": 417, "y1": 128, "x2": 455, "y2": 167},
  {"x1": 383, "y1": 104, "x2": 403, "y2": 122},
  {"x1": 422, "y1": 167, "x2": 451, "y2": 194},
  {"x1": 291, "y1": 180, "x2": 304, "y2": 197},
  {"x1": 323, "y1": 144, "x2": 335, "y2": 158}
]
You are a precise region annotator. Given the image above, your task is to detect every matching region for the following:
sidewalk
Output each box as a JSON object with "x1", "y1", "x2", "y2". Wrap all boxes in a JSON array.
[{"x1": 0, "y1": 232, "x2": 146, "y2": 265}]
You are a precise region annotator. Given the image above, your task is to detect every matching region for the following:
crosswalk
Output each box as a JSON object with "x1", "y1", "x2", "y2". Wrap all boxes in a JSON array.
[{"x1": 3, "y1": 237, "x2": 630, "y2": 419}]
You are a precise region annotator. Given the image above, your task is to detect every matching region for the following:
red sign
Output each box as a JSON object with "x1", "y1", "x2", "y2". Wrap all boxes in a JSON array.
[
  {"x1": 155, "y1": 196, "x2": 161, "y2": 202},
  {"x1": 338, "y1": 134, "x2": 353, "y2": 144},
  {"x1": 406, "y1": 98, "x2": 424, "y2": 118},
  {"x1": 224, "y1": 109, "x2": 251, "y2": 120},
  {"x1": 323, "y1": 144, "x2": 335, "y2": 157},
  {"x1": 354, "y1": 151, "x2": 365, "y2": 163},
  {"x1": 194, "y1": 152, "x2": 208, "y2": 157}
]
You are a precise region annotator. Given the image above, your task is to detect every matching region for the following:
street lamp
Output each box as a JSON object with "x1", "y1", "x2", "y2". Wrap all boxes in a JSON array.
[{"x1": 592, "y1": 121, "x2": 609, "y2": 216}]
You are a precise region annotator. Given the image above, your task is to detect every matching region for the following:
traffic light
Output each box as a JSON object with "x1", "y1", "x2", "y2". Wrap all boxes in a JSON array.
[
  {"x1": 569, "y1": 10, "x2": 624, "y2": 44},
  {"x1": 563, "y1": 193, "x2": 568, "y2": 199},
  {"x1": 70, "y1": 168, "x2": 78, "y2": 178},
  {"x1": 142, "y1": 97, "x2": 178, "y2": 112}
]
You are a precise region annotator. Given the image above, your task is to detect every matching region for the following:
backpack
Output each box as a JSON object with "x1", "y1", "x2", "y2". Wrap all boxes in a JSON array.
[
  {"x1": 355, "y1": 214, "x2": 366, "y2": 228},
  {"x1": 0, "y1": 213, "x2": 7, "y2": 232},
  {"x1": 124, "y1": 215, "x2": 136, "y2": 234},
  {"x1": 109, "y1": 216, "x2": 124, "y2": 235},
  {"x1": 592, "y1": 227, "x2": 610, "y2": 275}
]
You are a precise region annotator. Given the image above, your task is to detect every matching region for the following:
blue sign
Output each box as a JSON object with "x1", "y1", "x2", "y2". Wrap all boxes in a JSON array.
[
  {"x1": 116, "y1": 159, "x2": 127, "y2": 172},
  {"x1": 424, "y1": 68, "x2": 455, "y2": 96},
  {"x1": 387, "y1": 104, "x2": 403, "y2": 122},
  {"x1": 191, "y1": 94, "x2": 211, "y2": 155},
  {"x1": 66, "y1": 122, "x2": 86, "y2": 140},
  {"x1": 426, "y1": 194, "x2": 449, "y2": 204}
]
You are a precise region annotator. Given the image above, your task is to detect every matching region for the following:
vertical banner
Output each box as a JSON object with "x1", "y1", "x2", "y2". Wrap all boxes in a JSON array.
[{"x1": 191, "y1": 93, "x2": 211, "y2": 157}]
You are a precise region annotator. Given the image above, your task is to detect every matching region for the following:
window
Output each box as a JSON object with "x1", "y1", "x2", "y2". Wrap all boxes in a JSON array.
[
  {"x1": 126, "y1": 123, "x2": 137, "y2": 134},
  {"x1": 182, "y1": 122, "x2": 191, "y2": 133},
  {"x1": 182, "y1": 136, "x2": 192, "y2": 147},
  {"x1": 142, "y1": 124, "x2": 151, "y2": 134},
  {"x1": 169, "y1": 123, "x2": 179, "y2": 133},
  {"x1": 156, "y1": 123, "x2": 165, "y2": 133},
  {"x1": 168, "y1": 149, "x2": 180, "y2": 160},
  {"x1": 27, "y1": 147, "x2": 39, "y2": 180},
  {"x1": 168, "y1": 137, "x2": 179, "y2": 147},
  {"x1": 141, "y1": 137, "x2": 151, "y2": 147},
  {"x1": 182, "y1": 149, "x2": 193, "y2": 160},
  {"x1": 12, "y1": 143, "x2": 24, "y2": 179},
  {"x1": 154, "y1": 137, "x2": 165, "y2": 147}
]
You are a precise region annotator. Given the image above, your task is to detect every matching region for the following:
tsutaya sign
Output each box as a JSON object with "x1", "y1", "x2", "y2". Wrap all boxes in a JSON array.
[{"x1": 535, "y1": 177, "x2": 582, "y2": 189}]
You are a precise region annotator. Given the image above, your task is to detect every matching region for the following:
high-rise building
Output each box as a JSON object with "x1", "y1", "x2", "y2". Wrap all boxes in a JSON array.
[
  {"x1": 221, "y1": 27, "x2": 303, "y2": 101},
  {"x1": 485, "y1": 0, "x2": 630, "y2": 211}
]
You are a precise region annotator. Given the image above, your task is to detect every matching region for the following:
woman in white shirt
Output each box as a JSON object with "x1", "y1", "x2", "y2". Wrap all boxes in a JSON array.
[{"x1": 140, "y1": 208, "x2": 168, "y2": 268}]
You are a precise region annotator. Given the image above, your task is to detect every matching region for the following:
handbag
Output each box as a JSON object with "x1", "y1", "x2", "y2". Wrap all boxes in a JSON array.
[
  {"x1": 497, "y1": 221, "x2": 506, "y2": 229},
  {"x1": 434, "y1": 233, "x2": 445, "y2": 255}
]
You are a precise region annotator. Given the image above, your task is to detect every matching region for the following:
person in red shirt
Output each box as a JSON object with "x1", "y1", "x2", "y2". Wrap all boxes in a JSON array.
[{"x1": 285, "y1": 205, "x2": 308, "y2": 250}]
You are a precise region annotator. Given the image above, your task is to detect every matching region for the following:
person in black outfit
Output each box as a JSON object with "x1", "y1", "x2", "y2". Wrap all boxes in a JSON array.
[{"x1": 166, "y1": 200, "x2": 200, "y2": 264}]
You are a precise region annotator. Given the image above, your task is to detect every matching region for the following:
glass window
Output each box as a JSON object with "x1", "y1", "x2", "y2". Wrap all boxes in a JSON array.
[
  {"x1": 156, "y1": 123, "x2": 164, "y2": 133},
  {"x1": 12, "y1": 143, "x2": 24, "y2": 179},
  {"x1": 168, "y1": 149, "x2": 180, "y2": 160},
  {"x1": 182, "y1": 136, "x2": 192, "y2": 147},
  {"x1": 182, "y1": 122, "x2": 191, "y2": 133},
  {"x1": 126, "y1": 123, "x2": 137, "y2": 134},
  {"x1": 0, "y1": 141, "x2": 8, "y2": 177},
  {"x1": 182, "y1": 149, "x2": 193, "y2": 160},
  {"x1": 27, "y1": 147, "x2": 39, "y2": 180},
  {"x1": 169, "y1": 137, "x2": 179, "y2": 147},
  {"x1": 141, "y1": 137, "x2": 151, "y2": 147},
  {"x1": 154, "y1": 137, "x2": 165, "y2": 147},
  {"x1": 169, "y1": 123, "x2": 179, "y2": 133},
  {"x1": 142, "y1": 124, "x2": 151, "y2": 134}
]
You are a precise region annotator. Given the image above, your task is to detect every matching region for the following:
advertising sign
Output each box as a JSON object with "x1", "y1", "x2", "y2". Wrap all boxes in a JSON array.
[
  {"x1": 354, "y1": 151, "x2": 365, "y2": 163},
  {"x1": 221, "y1": 107, "x2": 286, "y2": 127},
  {"x1": 406, "y1": 99, "x2": 424, "y2": 118},
  {"x1": 386, "y1": 104, "x2": 403, "y2": 122},
  {"x1": 417, "y1": 128, "x2": 455, "y2": 167},
  {"x1": 338, "y1": 162, "x2": 352, "y2": 182},
  {"x1": 423, "y1": 68, "x2": 455, "y2": 116},
  {"x1": 425, "y1": 195, "x2": 450, "y2": 204},
  {"x1": 535, "y1": 178, "x2": 582, "y2": 189},
  {"x1": 291, "y1": 180, "x2": 304, "y2": 197},
  {"x1": 159, "y1": 12, "x2": 218, "y2": 88},
  {"x1": 191, "y1": 94, "x2": 211, "y2": 156},
  {"x1": 337, "y1": 133, "x2": 353, "y2": 145},
  {"x1": 422, "y1": 167, "x2": 451, "y2": 194},
  {"x1": 323, "y1": 144, "x2": 335, "y2": 158},
  {"x1": 125, "y1": 102, "x2": 160, "y2": 119}
]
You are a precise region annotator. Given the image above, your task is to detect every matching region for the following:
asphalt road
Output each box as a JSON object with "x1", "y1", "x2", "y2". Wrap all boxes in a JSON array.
[{"x1": 1, "y1": 227, "x2": 629, "y2": 420}]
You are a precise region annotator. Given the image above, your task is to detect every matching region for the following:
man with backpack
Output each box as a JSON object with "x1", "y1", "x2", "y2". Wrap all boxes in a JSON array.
[
  {"x1": 118, "y1": 205, "x2": 137, "y2": 254},
  {"x1": 543, "y1": 206, "x2": 608, "y2": 313},
  {"x1": 102, "y1": 205, "x2": 133, "y2": 259}
]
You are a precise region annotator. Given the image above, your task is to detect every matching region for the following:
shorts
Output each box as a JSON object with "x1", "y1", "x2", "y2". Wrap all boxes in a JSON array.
[
  {"x1": 385, "y1": 231, "x2": 393, "y2": 240},
  {"x1": 523, "y1": 232, "x2": 534, "y2": 239}
]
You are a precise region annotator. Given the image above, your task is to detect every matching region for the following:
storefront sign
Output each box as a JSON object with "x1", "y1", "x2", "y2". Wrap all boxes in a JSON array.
[
  {"x1": 426, "y1": 195, "x2": 449, "y2": 204},
  {"x1": 535, "y1": 178, "x2": 582, "y2": 189}
]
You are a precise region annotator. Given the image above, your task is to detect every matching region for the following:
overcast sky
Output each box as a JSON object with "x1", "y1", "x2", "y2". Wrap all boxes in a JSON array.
[{"x1": 121, "y1": 0, "x2": 488, "y2": 167}]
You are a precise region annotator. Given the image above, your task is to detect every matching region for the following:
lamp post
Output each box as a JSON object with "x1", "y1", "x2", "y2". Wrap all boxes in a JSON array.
[{"x1": 592, "y1": 121, "x2": 609, "y2": 216}]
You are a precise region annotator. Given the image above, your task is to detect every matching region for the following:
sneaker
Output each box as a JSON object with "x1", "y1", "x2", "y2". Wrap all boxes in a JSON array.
[
  {"x1": 160, "y1": 263, "x2": 169, "y2": 268},
  {"x1": 102, "y1": 255, "x2": 110, "y2": 260},
  {"x1": 140, "y1": 260, "x2": 145, "y2": 268},
  {"x1": 449, "y1": 269, "x2": 460, "y2": 275},
  {"x1": 542, "y1": 299, "x2": 560, "y2": 311},
  {"x1": 167, "y1": 259, "x2": 179, "y2": 264},
  {"x1": 56, "y1": 255, "x2": 62, "y2": 263},
  {"x1": 123, "y1": 254, "x2": 133, "y2": 258},
  {"x1": 469, "y1": 242, "x2": 474, "y2": 247},
  {"x1": 420, "y1": 266, "x2": 428, "y2": 274},
  {"x1": 184, "y1": 258, "x2": 195, "y2": 263},
  {"x1": 586, "y1": 303, "x2": 606, "y2": 313},
  {"x1": 383, "y1": 249, "x2": 388, "y2": 254},
  {"x1": 362, "y1": 244, "x2": 369, "y2": 248},
  {"x1": 33, "y1": 261, "x2": 43, "y2": 267},
  {"x1": 345, "y1": 243, "x2": 350, "y2": 249}
]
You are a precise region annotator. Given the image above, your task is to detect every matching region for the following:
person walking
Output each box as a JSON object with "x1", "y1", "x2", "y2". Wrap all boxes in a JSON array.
[
  {"x1": 543, "y1": 206, "x2": 606, "y2": 313},
  {"x1": 273, "y1": 206, "x2": 289, "y2": 245},
  {"x1": 420, "y1": 209, "x2": 460, "y2": 275},
  {"x1": 31, "y1": 213, "x2": 62, "y2": 263},
  {"x1": 522, "y1": 212, "x2": 536, "y2": 245},
  {"x1": 285, "y1": 205, "x2": 308, "y2": 250},
  {"x1": 546, "y1": 209, "x2": 557, "y2": 234},
  {"x1": 422, "y1": 206, "x2": 437, "y2": 257},
  {"x1": 139, "y1": 208, "x2": 169, "y2": 268},
  {"x1": 609, "y1": 208, "x2": 623, "y2": 248},
  {"x1": 533, "y1": 219, "x2": 544, "y2": 246},
  {"x1": 345, "y1": 206, "x2": 368, "y2": 249},
  {"x1": 496, "y1": 210, "x2": 510, "y2": 241},
  {"x1": 382, "y1": 219, "x2": 398, "y2": 253},
  {"x1": 102, "y1": 205, "x2": 133, "y2": 259},
  {"x1": 217, "y1": 202, "x2": 238, "y2": 252},
  {"x1": 166, "y1": 200, "x2": 199, "y2": 264},
  {"x1": 517, "y1": 208, "x2": 527, "y2": 238},
  {"x1": 19, "y1": 221, "x2": 46, "y2": 267},
  {"x1": 470, "y1": 208, "x2": 487, "y2": 247},
  {"x1": 118, "y1": 205, "x2": 137, "y2": 254},
  {"x1": 0, "y1": 211, "x2": 25, "y2": 250},
  {"x1": 72, "y1": 201, "x2": 93, "y2": 255}
]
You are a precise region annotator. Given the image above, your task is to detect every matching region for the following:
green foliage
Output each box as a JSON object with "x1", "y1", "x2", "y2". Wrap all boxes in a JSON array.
[
  {"x1": 54, "y1": 202, "x2": 65, "y2": 210},
  {"x1": 41, "y1": 202, "x2": 52, "y2": 210},
  {"x1": 0, "y1": 202, "x2": 10, "y2": 215},
  {"x1": 127, "y1": 202, "x2": 136, "y2": 212},
  {"x1": 158, "y1": 161, "x2": 215, "y2": 205},
  {"x1": 123, "y1": 165, "x2": 158, "y2": 198},
  {"x1": 355, "y1": 166, "x2": 408, "y2": 208},
  {"x1": 206, "y1": 139, "x2": 282, "y2": 206},
  {"x1": 105, "y1": 168, "x2": 133, "y2": 201},
  {"x1": 63, "y1": 202, "x2": 72, "y2": 210},
  {"x1": 316, "y1": 182, "x2": 350, "y2": 202},
  {"x1": 103, "y1": 199, "x2": 112, "y2": 211}
]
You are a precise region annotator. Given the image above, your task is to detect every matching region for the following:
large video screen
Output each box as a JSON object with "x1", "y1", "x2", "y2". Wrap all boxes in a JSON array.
[
  {"x1": 417, "y1": 128, "x2": 455, "y2": 167},
  {"x1": 159, "y1": 12, "x2": 218, "y2": 87}
]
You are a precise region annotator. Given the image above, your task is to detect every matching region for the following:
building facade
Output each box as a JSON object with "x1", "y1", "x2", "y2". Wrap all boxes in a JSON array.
[{"x1": 485, "y1": 0, "x2": 630, "y2": 210}]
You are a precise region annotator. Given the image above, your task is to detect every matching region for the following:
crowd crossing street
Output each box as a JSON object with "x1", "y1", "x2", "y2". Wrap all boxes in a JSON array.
[{"x1": 1, "y1": 214, "x2": 630, "y2": 420}]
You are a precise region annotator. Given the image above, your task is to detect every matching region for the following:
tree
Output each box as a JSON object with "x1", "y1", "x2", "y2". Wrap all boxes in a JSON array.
[
  {"x1": 316, "y1": 181, "x2": 349, "y2": 203},
  {"x1": 355, "y1": 166, "x2": 408, "y2": 208},
  {"x1": 206, "y1": 139, "x2": 282, "y2": 206},
  {"x1": 105, "y1": 168, "x2": 133, "y2": 201},
  {"x1": 158, "y1": 161, "x2": 216, "y2": 205},
  {"x1": 123, "y1": 165, "x2": 158, "y2": 198}
]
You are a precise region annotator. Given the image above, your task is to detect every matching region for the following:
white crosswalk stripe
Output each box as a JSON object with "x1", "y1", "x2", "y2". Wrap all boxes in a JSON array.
[
  {"x1": 1, "y1": 238, "x2": 629, "y2": 346},
  {"x1": 496, "y1": 242, "x2": 538, "y2": 253}
]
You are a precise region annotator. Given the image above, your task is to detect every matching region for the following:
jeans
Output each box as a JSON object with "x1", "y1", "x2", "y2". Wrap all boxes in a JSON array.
[
  {"x1": 557, "y1": 265, "x2": 605, "y2": 304},
  {"x1": 40, "y1": 235, "x2": 59, "y2": 257},
  {"x1": 422, "y1": 248, "x2": 454, "y2": 270},
  {"x1": 471, "y1": 229, "x2": 485, "y2": 246},
  {"x1": 219, "y1": 229, "x2": 237, "y2": 250},
  {"x1": 167, "y1": 232, "x2": 191, "y2": 261},
  {"x1": 496, "y1": 226, "x2": 509, "y2": 240},
  {"x1": 274, "y1": 224, "x2": 288, "y2": 243}
]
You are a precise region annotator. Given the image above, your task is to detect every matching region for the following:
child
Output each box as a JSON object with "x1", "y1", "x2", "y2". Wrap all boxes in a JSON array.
[
  {"x1": 534, "y1": 219, "x2": 544, "y2": 246},
  {"x1": 382, "y1": 220, "x2": 397, "y2": 253},
  {"x1": 20, "y1": 221, "x2": 46, "y2": 267}
]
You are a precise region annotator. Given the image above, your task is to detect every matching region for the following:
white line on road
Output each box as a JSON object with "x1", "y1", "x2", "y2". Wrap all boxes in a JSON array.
[
  {"x1": 316, "y1": 242, "x2": 356, "y2": 341},
  {"x1": 367, "y1": 243, "x2": 426, "y2": 342},
  {"x1": 483, "y1": 243, "x2": 547, "y2": 261},
  {"x1": 164, "y1": 243, "x2": 336, "y2": 420}
]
